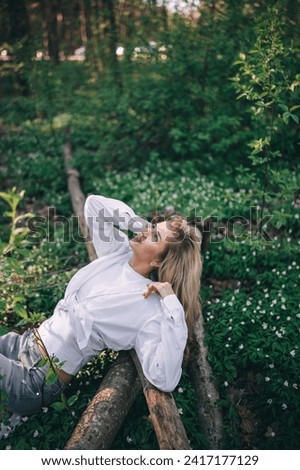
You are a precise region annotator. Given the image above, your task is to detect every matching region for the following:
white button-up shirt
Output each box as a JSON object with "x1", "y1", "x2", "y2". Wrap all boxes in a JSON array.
[{"x1": 38, "y1": 195, "x2": 188, "y2": 392}]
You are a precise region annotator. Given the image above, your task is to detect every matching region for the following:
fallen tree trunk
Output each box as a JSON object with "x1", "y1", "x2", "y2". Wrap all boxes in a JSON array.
[
  {"x1": 65, "y1": 352, "x2": 141, "y2": 450},
  {"x1": 130, "y1": 350, "x2": 191, "y2": 450},
  {"x1": 63, "y1": 131, "x2": 97, "y2": 263},
  {"x1": 188, "y1": 313, "x2": 223, "y2": 449},
  {"x1": 63, "y1": 134, "x2": 190, "y2": 449}
]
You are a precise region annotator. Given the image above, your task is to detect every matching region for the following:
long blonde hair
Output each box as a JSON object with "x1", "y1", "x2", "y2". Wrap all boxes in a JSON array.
[{"x1": 157, "y1": 215, "x2": 202, "y2": 355}]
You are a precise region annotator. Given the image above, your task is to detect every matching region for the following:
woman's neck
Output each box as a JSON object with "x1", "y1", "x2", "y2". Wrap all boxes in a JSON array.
[{"x1": 129, "y1": 255, "x2": 151, "y2": 278}]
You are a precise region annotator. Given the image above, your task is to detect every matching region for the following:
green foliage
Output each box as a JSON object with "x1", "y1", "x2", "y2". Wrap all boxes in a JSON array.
[
  {"x1": 203, "y1": 239, "x2": 300, "y2": 449},
  {"x1": 0, "y1": 188, "x2": 33, "y2": 254},
  {"x1": 231, "y1": 4, "x2": 300, "y2": 232}
]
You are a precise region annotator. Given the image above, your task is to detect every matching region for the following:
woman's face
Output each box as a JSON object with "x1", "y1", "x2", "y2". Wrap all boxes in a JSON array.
[{"x1": 129, "y1": 221, "x2": 175, "y2": 264}]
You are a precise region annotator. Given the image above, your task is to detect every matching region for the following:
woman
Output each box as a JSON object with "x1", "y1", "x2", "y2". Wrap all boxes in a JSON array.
[{"x1": 0, "y1": 194, "x2": 202, "y2": 417}]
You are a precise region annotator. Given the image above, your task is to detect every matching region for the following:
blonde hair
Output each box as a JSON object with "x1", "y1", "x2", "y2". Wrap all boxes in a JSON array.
[{"x1": 157, "y1": 215, "x2": 202, "y2": 357}]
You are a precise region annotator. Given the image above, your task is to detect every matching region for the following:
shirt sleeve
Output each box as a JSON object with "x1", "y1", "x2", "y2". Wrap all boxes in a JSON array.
[
  {"x1": 134, "y1": 294, "x2": 188, "y2": 392},
  {"x1": 84, "y1": 194, "x2": 148, "y2": 257}
]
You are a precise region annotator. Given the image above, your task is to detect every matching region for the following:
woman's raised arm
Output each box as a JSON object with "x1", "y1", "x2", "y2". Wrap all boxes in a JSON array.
[{"x1": 84, "y1": 195, "x2": 147, "y2": 257}]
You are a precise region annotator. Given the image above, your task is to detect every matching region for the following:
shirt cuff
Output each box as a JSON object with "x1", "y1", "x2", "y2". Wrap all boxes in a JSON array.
[{"x1": 161, "y1": 294, "x2": 184, "y2": 322}]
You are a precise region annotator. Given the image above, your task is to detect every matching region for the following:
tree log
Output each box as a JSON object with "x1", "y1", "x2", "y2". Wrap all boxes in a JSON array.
[
  {"x1": 130, "y1": 350, "x2": 191, "y2": 450},
  {"x1": 188, "y1": 313, "x2": 224, "y2": 449},
  {"x1": 65, "y1": 352, "x2": 141, "y2": 450},
  {"x1": 63, "y1": 134, "x2": 97, "y2": 262}
]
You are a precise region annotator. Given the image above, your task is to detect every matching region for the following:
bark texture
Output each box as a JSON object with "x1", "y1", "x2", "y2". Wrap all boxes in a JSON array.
[
  {"x1": 65, "y1": 353, "x2": 141, "y2": 450},
  {"x1": 130, "y1": 350, "x2": 191, "y2": 450},
  {"x1": 63, "y1": 135, "x2": 97, "y2": 262},
  {"x1": 188, "y1": 313, "x2": 224, "y2": 449}
]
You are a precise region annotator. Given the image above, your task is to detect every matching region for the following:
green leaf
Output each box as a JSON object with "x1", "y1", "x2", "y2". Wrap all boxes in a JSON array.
[
  {"x1": 4, "y1": 210, "x2": 15, "y2": 219},
  {"x1": 278, "y1": 103, "x2": 289, "y2": 112},
  {"x1": 16, "y1": 319, "x2": 30, "y2": 326},
  {"x1": 51, "y1": 401, "x2": 66, "y2": 411},
  {"x1": 45, "y1": 369, "x2": 58, "y2": 385},
  {"x1": 290, "y1": 105, "x2": 300, "y2": 112},
  {"x1": 282, "y1": 111, "x2": 291, "y2": 124},
  {"x1": 38, "y1": 358, "x2": 48, "y2": 367},
  {"x1": 14, "y1": 212, "x2": 34, "y2": 223},
  {"x1": 14, "y1": 303, "x2": 28, "y2": 319},
  {"x1": 67, "y1": 394, "x2": 79, "y2": 407}
]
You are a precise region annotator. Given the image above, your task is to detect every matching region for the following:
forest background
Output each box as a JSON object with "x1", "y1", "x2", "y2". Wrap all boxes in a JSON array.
[{"x1": 0, "y1": 0, "x2": 299, "y2": 450}]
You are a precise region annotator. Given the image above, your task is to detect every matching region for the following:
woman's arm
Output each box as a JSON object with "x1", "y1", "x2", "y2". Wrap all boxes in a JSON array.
[
  {"x1": 135, "y1": 284, "x2": 188, "y2": 392},
  {"x1": 84, "y1": 195, "x2": 147, "y2": 257}
]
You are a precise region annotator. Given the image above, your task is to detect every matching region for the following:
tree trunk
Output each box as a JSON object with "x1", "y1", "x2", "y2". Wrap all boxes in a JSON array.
[
  {"x1": 63, "y1": 133, "x2": 97, "y2": 262},
  {"x1": 188, "y1": 313, "x2": 224, "y2": 449},
  {"x1": 7, "y1": 0, "x2": 30, "y2": 40},
  {"x1": 102, "y1": 0, "x2": 122, "y2": 88},
  {"x1": 42, "y1": 0, "x2": 60, "y2": 63},
  {"x1": 65, "y1": 352, "x2": 141, "y2": 450},
  {"x1": 89, "y1": 0, "x2": 105, "y2": 73},
  {"x1": 6, "y1": 0, "x2": 31, "y2": 95},
  {"x1": 79, "y1": 0, "x2": 88, "y2": 45},
  {"x1": 130, "y1": 350, "x2": 191, "y2": 450},
  {"x1": 161, "y1": 1, "x2": 168, "y2": 31}
]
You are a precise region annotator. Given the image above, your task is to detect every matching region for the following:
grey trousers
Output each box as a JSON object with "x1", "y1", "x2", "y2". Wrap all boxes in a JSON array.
[{"x1": 0, "y1": 330, "x2": 66, "y2": 416}]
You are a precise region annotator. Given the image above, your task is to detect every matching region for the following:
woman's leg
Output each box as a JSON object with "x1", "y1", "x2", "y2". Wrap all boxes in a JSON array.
[
  {"x1": 0, "y1": 331, "x2": 22, "y2": 360},
  {"x1": 0, "y1": 351, "x2": 43, "y2": 415},
  {"x1": 1, "y1": 330, "x2": 66, "y2": 416}
]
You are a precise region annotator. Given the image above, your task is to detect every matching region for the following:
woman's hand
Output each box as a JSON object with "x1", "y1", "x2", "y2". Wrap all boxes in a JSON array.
[{"x1": 143, "y1": 282, "x2": 174, "y2": 299}]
